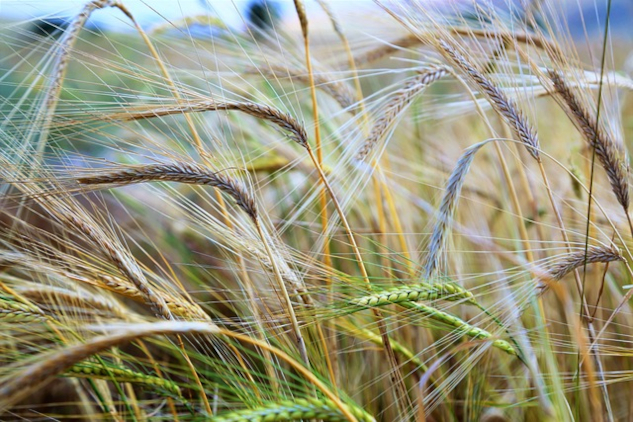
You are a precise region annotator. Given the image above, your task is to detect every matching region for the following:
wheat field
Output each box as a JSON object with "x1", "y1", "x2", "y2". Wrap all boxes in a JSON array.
[{"x1": 0, "y1": 0, "x2": 632, "y2": 421}]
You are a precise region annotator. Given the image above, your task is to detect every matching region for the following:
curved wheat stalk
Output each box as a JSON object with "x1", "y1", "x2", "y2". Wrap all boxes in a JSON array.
[{"x1": 64, "y1": 361, "x2": 182, "y2": 397}]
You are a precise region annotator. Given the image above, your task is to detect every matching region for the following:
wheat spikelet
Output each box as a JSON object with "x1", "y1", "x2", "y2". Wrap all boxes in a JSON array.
[
  {"x1": 17, "y1": 286, "x2": 131, "y2": 320},
  {"x1": 549, "y1": 246, "x2": 623, "y2": 281},
  {"x1": 210, "y1": 397, "x2": 375, "y2": 422},
  {"x1": 95, "y1": 274, "x2": 209, "y2": 321},
  {"x1": 33, "y1": 0, "x2": 116, "y2": 156},
  {"x1": 0, "y1": 298, "x2": 50, "y2": 323},
  {"x1": 548, "y1": 70, "x2": 630, "y2": 211},
  {"x1": 65, "y1": 362, "x2": 181, "y2": 397},
  {"x1": 349, "y1": 281, "x2": 475, "y2": 308},
  {"x1": 112, "y1": 100, "x2": 308, "y2": 148},
  {"x1": 424, "y1": 141, "x2": 487, "y2": 278},
  {"x1": 77, "y1": 162, "x2": 258, "y2": 221},
  {"x1": 356, "y1": 66, "x2": 449, "y2": 161},
  {"x1": 63, "y1": 213, "x2": 172, "y2": 320},
  {"x1": 401, "y1": 302, "x2": 516, "y2": 356},
  {"x1": 437, "y1": 39, "x2": 540, "y2": 161}
]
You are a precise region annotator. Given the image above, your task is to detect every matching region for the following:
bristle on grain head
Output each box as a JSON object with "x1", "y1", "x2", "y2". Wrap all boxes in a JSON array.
[
  {"x1": 115, "y1": 101, "x2": 309, "y2": 149},
  {"x1": 77, "y1": 162, "x2": 258, "y2": 221},
  {"x1": 356, "y1": 65, "x2": 450, "y2": 161},
  {"x1": 540, "y1": 245, "x2": 624, "y2": 288},
  {"x1": 437, "y1": 39, "x2": 540, "y2": 161},
  {"x1": 548, "y1": 70, "x2": 630, "y2": 211}
]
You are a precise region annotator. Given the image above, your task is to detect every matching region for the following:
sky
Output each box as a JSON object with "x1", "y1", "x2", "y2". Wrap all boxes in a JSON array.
[
  {"x1": 0, "y1": 0, "x2": 631, "y2": 38},
  {"x1": 0, "y1": 1, "x2": 366, "y2": 32}
]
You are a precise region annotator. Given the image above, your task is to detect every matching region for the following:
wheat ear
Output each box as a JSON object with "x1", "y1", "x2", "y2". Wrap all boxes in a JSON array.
[
  {"x1": 210, "y1": 398, "x2": 375, "y2": 422},
  {"x1": 113, "y1": 100, "x2": 308, "y2": 148},
  {"x1": 537, "y1": 246, "x2": 624, "y2": 293},
  {"x1": 0, "y1": 297, "x2": 50, "y2": 323},
  {"x1": 17, "y1": 285, "x2": 132, "y2": 321},
  {"x1": 400, "y1": 302, "x2": 517, "y2": 356},
  {"x1": 77, "y1": 162, "x2": 257, "y2": 221},
  {"x1": 356, "y1": 66, "x2": 449, "y2": 161},
  {"x1": 437, "y1": 39, "x2": 540, "y2": 161},
  {"x1": 149, "y1": 14, "x2": 227, "y2": 34},
  {"x1": 353, "y1": 29, "x2": 556, "y2": 68},
  {"x1": 77, "y1": 162, "x2": 309, "y2": 365},
  {"x1": 424, "y1": 141, "x2": 488, "y2": 278},
  {"x1": 550, "y1": 246, "x2": 623, "y2": 281},
  {"x1": 33, "y1": 0, "x2": 116, "y2": 157},
  {"x1": 65, "y1": 361, "x2": 182, "y2": 398},
  {"x1": 548, "y1": 70, "x2": 629, "y2": 211},
  {"x1": 349, "y1": 282, "x2": 475, "y2": 308},
  {"x1": 64, "y1": 213, "x2": 173, "y2": 320}
]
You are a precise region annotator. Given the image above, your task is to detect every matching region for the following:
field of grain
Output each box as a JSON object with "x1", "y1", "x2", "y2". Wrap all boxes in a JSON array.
[{"x1": 1, "y1": 1, "x2": 633, "y2": 421}]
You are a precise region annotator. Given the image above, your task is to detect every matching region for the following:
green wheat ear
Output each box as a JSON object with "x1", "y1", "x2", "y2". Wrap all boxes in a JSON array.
[
  {"x1": 401, "y1": 301, "x2": 518, "y2": 356},
  {"x1": 210, "y1": 398, "x2": 375, "y2": 422},
  {"x1": 64, "y1": 361, "x2": 182, "y2": 398},
  {"x1": 348, "y1": 280, "x2": 476, "y2": 308}
]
